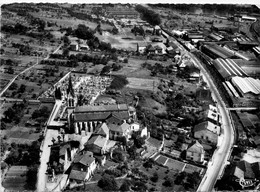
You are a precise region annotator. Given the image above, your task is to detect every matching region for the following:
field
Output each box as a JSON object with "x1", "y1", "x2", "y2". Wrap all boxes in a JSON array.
[
  {"x1": 126, "y1": 77, "x2": 159, "y2": 91},
  {"x1": 139, "y1": 163, "x2": 185, "y2": 191},
  {"x1": 96, "y1": 28, "x2": 149, "y2": 51},
  {"x1": 30, "y1": 11, "x2": 113, "y2": 31},
  {"x1": 2, "y1": 166, "x2": 28, "y2": 191},
  {"x1": 5, "y1": 127, "x2": 41, "y2": 144}
]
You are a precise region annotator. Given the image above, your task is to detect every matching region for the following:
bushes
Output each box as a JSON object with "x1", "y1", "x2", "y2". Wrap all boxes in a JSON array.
[
  {"x1": 109, "y1": 75, "x2": 128, "y2": 90},
  {"x1": 98, "y1": 174, "x2": 118, "y2": 191}
]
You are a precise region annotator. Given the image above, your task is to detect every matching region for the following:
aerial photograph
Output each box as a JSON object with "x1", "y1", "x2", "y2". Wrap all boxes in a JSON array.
[{"x1": 0, "y1": 0, "x2": 260, "y2": 191}]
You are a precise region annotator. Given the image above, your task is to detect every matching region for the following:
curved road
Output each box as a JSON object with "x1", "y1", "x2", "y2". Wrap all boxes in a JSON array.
[{"x1": 191, "y1": 55, "x2": 235, "y2": 192}]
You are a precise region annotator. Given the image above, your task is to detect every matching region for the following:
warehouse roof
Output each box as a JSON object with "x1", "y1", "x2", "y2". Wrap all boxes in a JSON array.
[
  {"x1": 213, "y1": 58, "x2": 248, "y2": 79},
  {"x1": 203, "y1": 44, "x2": 235, "y2": 59},
  {"x1": 231, "y1": 76, "x2": 260, "y2": 95}
]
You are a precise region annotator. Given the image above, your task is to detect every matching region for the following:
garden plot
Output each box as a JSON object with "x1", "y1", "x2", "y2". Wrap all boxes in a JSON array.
[
  {"x1": 165, "y1": 158, "x2": 186, "y2": 172},
  {"x1": 184, "y1": 164, "x2": 204, "y2": 174},
  {"x1": 2, "y1": 166, "x2": 28, "y2": 191}
]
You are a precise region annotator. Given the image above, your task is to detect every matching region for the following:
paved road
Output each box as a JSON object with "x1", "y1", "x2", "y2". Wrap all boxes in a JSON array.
[
  {"x1": 37, "y1": 129, "x2": 59, "y2": 192},
  {"x1": 0, "y1": 44, "x2": 62, "y2": 98},
  {"x1": 191, "y1": 54, "x2": 235, "y2": 192}
]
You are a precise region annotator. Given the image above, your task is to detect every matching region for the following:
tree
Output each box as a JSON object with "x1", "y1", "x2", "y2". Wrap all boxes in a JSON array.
[
  {"x1": 7, "y1": 66, "x2": 14, "y2": 74},
  {"x1": 18, "y1": 84, "x2": 26, "y2": 93},
  {"x1": 75, "y1": 24, "x2": 94, "y2": 40},
  {"x1": 63, "y1": 48, "x2": 70, "y2": 58},
  {"x1": 163, "y1": 176, "x2": 174, "y2": 187},
  {"x1": 174, "y1": 171, "x2": 187, "y2": 185},
  {"x1": 98, "y1": 174, "x2": 118, "y2": 191},
  {"x1": 1, "y1": 162, "x2": 8, "y2": 170},
  {"x1": 25, "y1": 164, "x2": 38, "y2": 190},
  {"x1": 9, "y1": 82, "x2": 18, "y2": 90},
  {"x1": 63, "y1": 35, "x2": 71, "y2": 46},
  {"x1": 150, "y1": 172, "x2": 159, "y2": 182},
  {"x1": 1, "y1": 121, "x2": 6, "y2": 130},
  {"x1": 101, "y1": 65, "x2": 111, "y2": 75},
  {"x1": 120, "y1": 179, "x2": 132, "y2": 191},
  {"x1": 185, "y1": 172, "x2": 201, "y2": 189},
  {"x1": 109, "y1": 75, "x2": 128, "y2": 90},
  {"x1": 143, "y1": 159, "x2": 154, "y2": 169}
]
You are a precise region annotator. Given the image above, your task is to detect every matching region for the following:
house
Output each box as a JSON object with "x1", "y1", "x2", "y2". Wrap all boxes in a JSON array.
[
  {"x1": 69, "y1": 151, "x2": 97, "y2": 184},
  {"x1": 94, "y1": 122, "x2": 110, "y2": 140},
  {"x1": 48, "y1": 141, "x2": 79, "y2": 176},
  {"x1": 230, "y1": 160, "x2": 260, "y2": 188},
  {"x1": 85, "y1": 135, "x2": 108, "y2": 155},
  {"x1": 153, "y1": 25, "x2": 161, "y2": 35},
  {"x1": 107, "y1": 122, "x2": 131, "y2": 140},
  {"x1": 129, "y1": 122, "x2": 140, "y2": 132},
  {"x1": 70, "y1": 41, "x2": 79, "y2": 51},
  {"x1": 194, "y1": 121, "x2": 220, "y2": 144},
  {"x1": 147, "y1": 44, "x2": 156, "y2": 55},
  {"x1": 186, "y1": 140, "x2": 205, "y2": 163},
  {"x1": 137, "y1": 43, "x2": 147, "y2": 53},
  {"x1": 80, "y1": 44, "x2": 89, "y2": 51},
  {"x1": 199, "y1": 108, "x2": 220, "y2": 125},
  {"x1": 195, "y1": 88, "x2": 213, "y2": 104},
  {"x1": 154, "y1": 45, "x2": 163, "y2": 55}
]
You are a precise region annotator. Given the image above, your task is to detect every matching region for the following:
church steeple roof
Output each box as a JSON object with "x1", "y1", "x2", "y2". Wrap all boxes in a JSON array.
[{"x1": 67, "y1": 75, "x2": 74, "y2": 97}]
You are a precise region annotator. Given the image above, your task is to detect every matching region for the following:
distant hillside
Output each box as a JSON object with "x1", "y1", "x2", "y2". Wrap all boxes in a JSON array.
[{"x1": 149, "y1": 4, "x2": 260, "y2": 17}]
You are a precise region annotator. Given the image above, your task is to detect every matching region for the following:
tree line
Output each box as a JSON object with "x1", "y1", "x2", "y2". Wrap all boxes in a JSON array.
[
  {"x1": 149, "y1": 4, "x2": 260, "y2": 15},
  {"x1": 135, "y1": 4, "x2": 161, "y2": 26}
]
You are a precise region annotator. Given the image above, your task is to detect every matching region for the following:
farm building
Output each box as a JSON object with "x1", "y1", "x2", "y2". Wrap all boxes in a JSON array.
[{"x1": 212, "y1": 58, "x2": 248, "y2": 80}]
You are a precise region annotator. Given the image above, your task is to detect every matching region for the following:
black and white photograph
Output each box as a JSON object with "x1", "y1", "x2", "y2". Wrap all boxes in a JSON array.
[{"x1": 0, "y1": 0, "x2": 260, "y2": 191}]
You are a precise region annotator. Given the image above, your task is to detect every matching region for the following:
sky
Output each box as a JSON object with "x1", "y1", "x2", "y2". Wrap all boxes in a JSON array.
[{"x1": 0, "y1": 0, "x2": 259, "y2": 5}]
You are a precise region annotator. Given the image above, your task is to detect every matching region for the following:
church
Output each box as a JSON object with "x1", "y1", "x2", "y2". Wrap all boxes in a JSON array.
[{"x1": 65, "y1": 75, "x2": 137, "y2": 136}]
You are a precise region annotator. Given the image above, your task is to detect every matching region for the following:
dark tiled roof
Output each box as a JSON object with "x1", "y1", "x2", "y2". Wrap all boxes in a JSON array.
[
  {"x1": 74, "y1": 112, "x2": 111, "y2": 122},
  {"x1": 87, "y1": 135, "x2": 107, "y2": 148},
  {"x1": 59, "y1": 143, "x2": 70, "y2": 156},
  {"x1": 75, "y1": 104, "x2": 128, "y2": 113},
  {"x1": 95, "y1": 123, "x2": 110, "y2": 136},
  {"x1": 187, "y1": 140, "x2": 204, "y2": 154},
  {"x1": 74, "y1": 111, "x2": 129, "y2": 122},
  {"x1": 73, "y1": 151, "x2": 95, "y2": 166},
  {"x1": 106, "y1": 113, "x2": 123, "y2": 125},
  {"x1": 236, "y1": 160, "x2": 255, "y2": 179},
  {"x1": 69, "y1": 170, "x2": 87, "y2": 181},
  {"x1": 107, "y1": 122, "x2": 130, "y2": 133}
]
